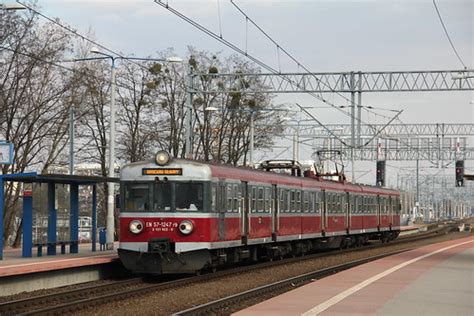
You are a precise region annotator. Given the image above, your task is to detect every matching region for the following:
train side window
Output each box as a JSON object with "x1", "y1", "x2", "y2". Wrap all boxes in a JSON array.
[
  {"x1": 234, "y1": 184, "x2": 240, "y2": 213},
  {"x1": 212, "y1": 183, "x2": 217, "y2": 212},
  {"x1": 251, "y1": 186, "x2": 257, "y2": 213},
  {"x1": 296, "y1": 191, "x2": 302, "y2": 213},
  {"x1": 227, "y1": 185, "x2": 233, "y2": 213},
  {"x1": 279, "y1": 189, "x2": 285, "y2": 213},
  {"x1": 265, "y1": 187, "x2": 271, "y2": 213},
  {"x1": 310, "y1": 192, "x2": 316, "y2": 213},
  {"x1": 290, "y1": 190, "x2": 297, "y2": 213},
  {"x1": 303, "y1": 191, "x2": 310, "y2": 213},
  {"x1": 257, "y1": 187, "x2": 264, "y2": 212},
  {"x1": 318, "y1": 191, "x2": 324, "y2": 214}
]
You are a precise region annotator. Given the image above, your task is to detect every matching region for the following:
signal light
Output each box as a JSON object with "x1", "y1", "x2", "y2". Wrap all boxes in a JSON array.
[
  {"x1": 455, "y1": 160, "x2": 464, "y2": 187},
  {"x1": 376, "y1": 160, "x2": 385, "y2": 187}
]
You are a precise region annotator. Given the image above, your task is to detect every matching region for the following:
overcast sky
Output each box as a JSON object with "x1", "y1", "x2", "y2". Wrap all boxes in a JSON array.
[{"x1": 32, "y1": 0, "x2": 474, "y2": 185}]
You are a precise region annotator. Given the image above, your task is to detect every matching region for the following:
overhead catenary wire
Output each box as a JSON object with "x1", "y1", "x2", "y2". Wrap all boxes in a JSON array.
[
  {"x1": 153, "y1": 0, "x2": 375, "y2": 147},
  {"x1": 16, "y1": 0, "x2": 155, "y2": 73},
  {"x1": 153, "y1": 0, "x2": 404, "y2": 147},
  {"x1": 432, "y1": 0, "x2": 467, "y2": 69},
  {"x1": 229, "y1": 0, "x2": 402, "y2": 122},
  {"x1": 0, "y1": 45, "x2": 148, "y2": 94}
]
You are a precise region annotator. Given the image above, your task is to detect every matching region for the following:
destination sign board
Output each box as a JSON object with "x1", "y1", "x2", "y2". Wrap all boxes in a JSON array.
[{"x1": 142, "y1": 168, "x2": 183, "y2": 176}]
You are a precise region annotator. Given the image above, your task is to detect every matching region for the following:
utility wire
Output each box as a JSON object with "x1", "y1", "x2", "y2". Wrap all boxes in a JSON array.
[
  {"x1": 0, "y1": 45, "x2": 142, "y2": 91},
  {"x1": 153, "y1": 0, "x2": 371, "y2": 147},
  {"x1": 432, "y1": 0, "x2": 467, "y2": 69},
  {"x1": 229, "y1": 0, "x2": 402, "y2": 123},
  {"x1": 16, "y1": 0, "x2": 152, "y2": 72}
]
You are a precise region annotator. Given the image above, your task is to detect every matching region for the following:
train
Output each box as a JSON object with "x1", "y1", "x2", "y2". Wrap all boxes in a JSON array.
[{"x1": 118, "y1": 151, "x2": 401, "y2": 274}]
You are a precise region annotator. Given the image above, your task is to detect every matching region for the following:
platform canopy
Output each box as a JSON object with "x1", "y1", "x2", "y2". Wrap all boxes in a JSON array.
[{"x1": 0, "y1": 172, "x2": 119, "y2": 260}]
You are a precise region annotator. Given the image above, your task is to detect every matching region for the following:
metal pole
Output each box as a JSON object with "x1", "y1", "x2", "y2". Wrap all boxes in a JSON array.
[
  {"x1": 416, "y1": 158, "x2": 419, "y2": 220},
  {"x1": 350, "y1": 72, "x2": 356, "y2": 183},
  {"x1": 106, "y1": 59, "x2": 116, "y2": 250},
  {"x1": 69, "y1": 106, "x2": 74, "y2": 175},
  {"x1": 357, "y1": 92, "x2": 362, "y2": 147},
  {"x1": 357, "y1": 72, "x2": 362, "y2": 147},
  {"x1": 249, "y1": 111, "x2": 254, "y2": 166},
  {"x1": 185, "y1": 62, "x2": 193, "y2": 159}
]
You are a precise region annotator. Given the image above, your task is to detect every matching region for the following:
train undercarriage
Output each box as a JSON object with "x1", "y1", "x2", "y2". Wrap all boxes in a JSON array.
[{"x1": 118, "y1": 230, "x2": 400, "y2": 275}]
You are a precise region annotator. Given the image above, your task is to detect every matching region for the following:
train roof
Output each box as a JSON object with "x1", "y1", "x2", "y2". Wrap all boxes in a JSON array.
[{"x1": 121, "y1": 158, "x2": 399, "y2": 196}]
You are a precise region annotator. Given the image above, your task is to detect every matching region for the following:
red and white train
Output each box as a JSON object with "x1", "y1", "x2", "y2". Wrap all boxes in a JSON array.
[{"x1": 118, "y1": 151, "x2": 401, "y2": 274}]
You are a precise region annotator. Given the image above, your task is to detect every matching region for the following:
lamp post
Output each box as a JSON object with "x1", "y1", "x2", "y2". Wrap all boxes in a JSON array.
[
  {"x1": 76, "y1": 49, "x2": 182, "y2": 249},
  {"x1": 88, "y1": 48, "x2": 117, "y2": 250},
  {"x1": 185, "y1": 61, "x2": 194, "y2": 159}
]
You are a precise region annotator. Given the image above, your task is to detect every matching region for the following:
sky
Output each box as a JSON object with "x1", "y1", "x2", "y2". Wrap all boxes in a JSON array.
[{"x1": 17, "y1": 0, "x2": 474, "y2": 185}]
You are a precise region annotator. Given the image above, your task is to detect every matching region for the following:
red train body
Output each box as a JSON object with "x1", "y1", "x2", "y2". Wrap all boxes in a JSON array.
[{"x1": 118, "y1": 153, "x2": 400, "y2": 274}]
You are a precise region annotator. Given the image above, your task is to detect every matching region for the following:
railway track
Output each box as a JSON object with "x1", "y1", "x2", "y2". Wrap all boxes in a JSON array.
[{"x1": 0, "y1": 223, "x2": 457, "y2": 315}]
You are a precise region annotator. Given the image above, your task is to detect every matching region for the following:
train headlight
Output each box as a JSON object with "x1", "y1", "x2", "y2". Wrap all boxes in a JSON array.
[
  {"x1": 129, "y1": 220, "x2": 144, "y2": 234},
  {"x1": 155, "y1": 150, "x2": 171, "y2": 166},
  {"x1": 178, "y1": 220, "x2": 194, "y2": 235}
]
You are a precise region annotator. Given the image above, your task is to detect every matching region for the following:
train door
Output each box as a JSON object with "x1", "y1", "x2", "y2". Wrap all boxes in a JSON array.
[
  {"x1": 388, "y1": 196, "x2": 393, "y2": 229},
  {"x1": 272, "y1": 184, "x2": 278, "y2": 240},
  {"x1": 218, "y1": 181, "x2": 226, "y2": 241},
  {"x1": 376, "y1": 195, "x2": 381, "y2": 230},
  {"x1": 321, "y1": 190, "x2": 327, "y2": 234},
  {"x1": 345, "y1": 192, "x2": 351, "y2": 233},
  {"x1": 241, "y1": 181, "x2": 249, "y2": 243}
]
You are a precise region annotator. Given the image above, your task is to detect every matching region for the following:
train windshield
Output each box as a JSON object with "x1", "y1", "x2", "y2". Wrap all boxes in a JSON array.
[
  {"x1": 175, "y1": 183, "x2": 203, "y2": 211},
  {"x1": 123, "y1": 183, "x2": 151, "y2": 212},
  {"x1": 122, "y1": 182, "x2": 204, "y2": 212}
]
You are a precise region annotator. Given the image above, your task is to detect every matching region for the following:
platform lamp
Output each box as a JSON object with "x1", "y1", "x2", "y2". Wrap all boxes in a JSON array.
[{"x1": 87, "y1": 48, "x2": 182, "y2": 250}]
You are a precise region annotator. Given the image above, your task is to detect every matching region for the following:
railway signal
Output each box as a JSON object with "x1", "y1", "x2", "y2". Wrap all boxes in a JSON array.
[
  {"x1": 376, "y1": 160, "x2": 385, "y2": 187},
  {"x1": 455, "y1": 160, "x2": 464, "y2": 187}
]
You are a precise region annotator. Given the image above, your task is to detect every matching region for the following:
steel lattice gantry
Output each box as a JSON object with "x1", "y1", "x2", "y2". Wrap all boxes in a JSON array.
[
  {"x1": 189, "y1": 69, "x2": 474, "y2": 166},
  {"x1": 278, "y1": 123, "x2": 474, "y2": 161},
  {"x1": 190, "y1": 70, "x2": 474, "y2": 93}
]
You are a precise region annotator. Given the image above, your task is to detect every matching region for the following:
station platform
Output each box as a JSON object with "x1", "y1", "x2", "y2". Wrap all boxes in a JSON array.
[
  {"x1": 235, "y1": 235, "x2": 474, "y2": 316},
  {"x1": 0, "y1": 242, "x2": 118, "y2": 277},
  {"x1": 0, "y1": 243, "x2": 120, "y2": 296}
]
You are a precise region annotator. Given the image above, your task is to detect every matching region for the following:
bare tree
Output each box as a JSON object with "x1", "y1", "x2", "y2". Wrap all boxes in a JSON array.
[{"x1": 0, "y1": 8, "x2": 80, "y2": 245}]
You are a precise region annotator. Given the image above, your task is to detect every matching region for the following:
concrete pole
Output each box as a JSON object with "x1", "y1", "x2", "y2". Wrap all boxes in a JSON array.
[
  {"x1": 185, "y1": 62, "x2": 193, "y2": 159},
  {"x1": 106, "y1": 59, "x2": 116, "y2": 250}
]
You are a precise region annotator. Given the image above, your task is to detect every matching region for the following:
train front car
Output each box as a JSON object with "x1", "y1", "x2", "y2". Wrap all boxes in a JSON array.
[{"x1": 118, "y1": 151, "x2": 216, "y2": 274}]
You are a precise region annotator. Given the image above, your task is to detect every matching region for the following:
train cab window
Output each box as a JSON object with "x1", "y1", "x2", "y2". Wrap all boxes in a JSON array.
[
  {"x1": 175, "y1": 182, "x2": 203, "y2": 211},
  {"x1": 124, "y1": 183, "x2": 151, "y2": 212},
  {"x1": 153, "y1": 182, "x2": 173, "y2": 211}
]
